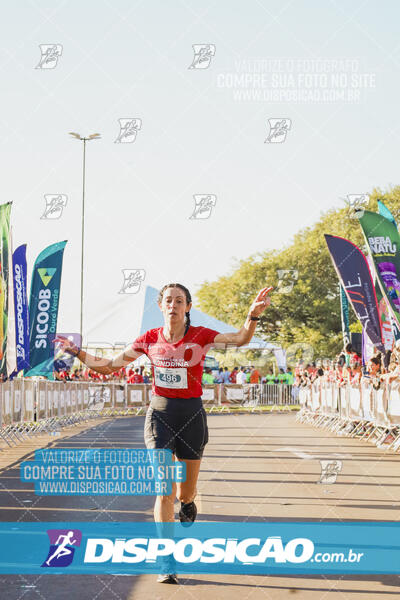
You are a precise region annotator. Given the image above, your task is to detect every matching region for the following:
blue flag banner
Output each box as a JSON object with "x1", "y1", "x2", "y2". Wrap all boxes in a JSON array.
[
  {"x1": 12, "y1": 244, "x2": 30, "y2": 373},
  {"x1": 339, "y1": 284, "x2": 350, "y2": 346},
  {"x1": 377, "y1": 199, "x2": 397, "y2": 227},
  {"x1": 325, "y1": 234, "x2": 384, "y2": 351},
  {"x1": 0, "y1": 521, "x2": 399, "y2": 574},
  {"x1": 25, "y1": 241, "x2": 67, "y2": 379}
]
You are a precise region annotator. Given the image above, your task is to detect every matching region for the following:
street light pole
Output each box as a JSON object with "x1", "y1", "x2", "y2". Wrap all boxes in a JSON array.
[
  {"x1": 69, "y1": 132, "x2": 101, "y2": 344},
  {"x1": 80, "y1": 138, "x2": 86, "y2": 343}
]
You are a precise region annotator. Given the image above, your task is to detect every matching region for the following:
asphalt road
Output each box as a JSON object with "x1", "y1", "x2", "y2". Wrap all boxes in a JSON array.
[{"x1": 0, "y1": 413, "x2": 399, "y2": 599}]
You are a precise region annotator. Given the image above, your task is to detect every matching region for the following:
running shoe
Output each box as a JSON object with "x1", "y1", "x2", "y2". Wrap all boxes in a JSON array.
[
  {"x1": 179, "y1": 501, "x2": 197, "y2": 526},
  {"x1": 157, "y1": 555, "x2": 178, "y2": 584},
  {"x1": 156, "y1": 573, "x2": 179, "y2": 584}
]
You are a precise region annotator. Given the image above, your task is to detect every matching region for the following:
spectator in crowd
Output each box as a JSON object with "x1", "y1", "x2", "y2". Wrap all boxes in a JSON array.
[
  {"x1": 214, "y1": 368, "x2": 224, "y2": 384},
  {"x1": 311, "y1": 366, "x2": 325, "y2": 383},
  {"x1": 57, "y1": 369, "x2": 71, "y2": 381},
  {"x1": 334, "y1": 358, "x2": 345, "y2": 386},
  {"x1": 236, "y1": 367, "x2": 247, "y2": 385},
  {"x1": 285, "y1": 368, "x2": 294, "y2": 385},
  {"x1": 277, "y1": 368, "x2": 287, "y2": 384},
  {"x1": 250, "y1": 365, "x2": 260, "y2": 384},
  {"x1": 202, "y1": 367, "x2": 214, "y2": 385},
  {"x1": 265, "y1": 370, "x2": 275, "y2": 385},
  {"x1": 344, "y1": 343, "x2": 357, "y2": 367},
  {"x1": 290, "y1": 368, "x2": 300, "y2": 400},
  {"x1": 299, "y1": 368, "x2": 311, "y2": 387},
  {"x1": 382, "y1": 341, "x2": 400, "y2": 383},
  {"x1": 367, "y1": 348, "x2": 400, "y2": 444},
  {"x1": 143, "y1": 371, "x2": 151, "y2": 384},
  {"x1": 306, "y1": 363, "x2": 317, "y2": 378},
  {"x1": 342, "y1": 344, "x2": 361, "y2": 379},
  {"x1": 350, "y1": 359, "x2": 362, "y2": 385},
  {"x1": 229, "y1": 366, "x2": 239, "y2": 383},
  {"x1": 383, "y1": 349, "x2": 392, "y2": 371},
  {"x1": 128, "y1": 368, "x2": 144, "y2": 384},
  {"x1": 365, "y1": 353, "x2": 383, "y2": 390},
  {"x1": 222, "y1": 367, "x2": 231, "y2": 384}
]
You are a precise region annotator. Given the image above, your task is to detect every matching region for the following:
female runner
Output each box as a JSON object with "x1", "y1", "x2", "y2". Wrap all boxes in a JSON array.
[{"x1": 55, "y1": 282, "x2": 272, "y2": 583}]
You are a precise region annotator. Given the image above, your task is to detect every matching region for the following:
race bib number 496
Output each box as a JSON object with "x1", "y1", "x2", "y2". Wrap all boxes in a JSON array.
[{"x1": 154, "y1": 367, "x2": 188, "y2": 389}]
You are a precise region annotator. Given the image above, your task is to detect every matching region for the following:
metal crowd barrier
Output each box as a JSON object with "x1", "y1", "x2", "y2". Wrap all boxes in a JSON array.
[
  {"x1": 0, "y1": 380, "x2": 298, "y2": 448},
  {"x1": 211, "y1": 384, "x2": 296, "y2": 412},
  {"x1": 0, "y1": 379, "x2": 103, "y2": 448},
  {"x1": 296, "y1": 379, "x2": 400, "y2": 452}
]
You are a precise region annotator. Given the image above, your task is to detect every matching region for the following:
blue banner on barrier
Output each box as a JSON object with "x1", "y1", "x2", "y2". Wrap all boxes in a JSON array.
[{"x1": 0, "y1": 522, "x2": 399, "y2": 574}]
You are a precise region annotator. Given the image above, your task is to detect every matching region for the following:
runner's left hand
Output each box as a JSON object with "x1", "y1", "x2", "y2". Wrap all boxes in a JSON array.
[{"x1": 248, "y1": 286, "x2": 273, "y2": 318}]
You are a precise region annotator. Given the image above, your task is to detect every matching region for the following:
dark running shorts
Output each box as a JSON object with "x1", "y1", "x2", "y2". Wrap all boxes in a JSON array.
[{"x1": 144, "y1": 395, "x2": 208, "y2": 460}]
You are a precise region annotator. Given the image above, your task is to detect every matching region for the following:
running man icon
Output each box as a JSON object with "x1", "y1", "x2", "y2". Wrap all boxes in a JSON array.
[{"x1": 42, "y1": 529, "x2": 82, "y2": 568}]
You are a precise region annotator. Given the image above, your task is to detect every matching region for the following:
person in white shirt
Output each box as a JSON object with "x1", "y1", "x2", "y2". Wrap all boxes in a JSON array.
[{"x1": 236, "y1": 367, "x2": 247, "y2": 385}]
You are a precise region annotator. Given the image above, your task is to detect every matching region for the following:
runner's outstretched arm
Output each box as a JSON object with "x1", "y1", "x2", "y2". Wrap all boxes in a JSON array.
[
  {"x1": 212, "y1": 286, "x2": 273, "y2": 348},
  {"x1": 53, "y1": 337, "x2": 144, "y2": 375}
]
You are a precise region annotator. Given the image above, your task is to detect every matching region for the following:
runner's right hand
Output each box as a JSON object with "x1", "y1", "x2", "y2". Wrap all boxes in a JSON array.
[{"x1": 53, "y1": 335, "x2": 80, "y2": 356}]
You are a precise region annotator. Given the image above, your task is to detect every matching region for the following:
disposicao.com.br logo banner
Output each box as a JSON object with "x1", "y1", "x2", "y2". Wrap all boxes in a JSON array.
[{"x1": 0, "y1": 522, "x2": 399, "y2": 574}]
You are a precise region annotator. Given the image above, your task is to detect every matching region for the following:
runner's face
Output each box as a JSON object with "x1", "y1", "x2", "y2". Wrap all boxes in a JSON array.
[{"x1": 159, "y1": 287, "x2": 192, "y2": 324}]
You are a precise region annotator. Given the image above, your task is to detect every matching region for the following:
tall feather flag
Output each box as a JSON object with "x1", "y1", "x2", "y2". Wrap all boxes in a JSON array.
[
  {"x1": 6, "y1": 227, "x2": 16, "y2": 377},
  {"x1": 358, "y1": 209, "x2": 400, "y2": 330},
  {"x1": 339, "y1": 283, "x2": 350, "y2": 347},
  {"x1": 0, "y1": 202, "x2": 13, "y2": 377},
  {"x1": 377, "y1": 199, "x2": 397, "y2": 227},
  {"x1": 10, "y1": 244, "x2": 30, "y2": 375},
  {"x1": 325, "y1": 234, "x2": 384, "y2": 351},
  {"x1": 25, "y1": 241, "x2": 67, "y2": 379}
]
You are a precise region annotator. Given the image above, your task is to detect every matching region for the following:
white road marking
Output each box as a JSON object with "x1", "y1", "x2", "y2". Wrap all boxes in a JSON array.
[{"x1": 276, "y1": 447, "x2": 350, "y2": 460}]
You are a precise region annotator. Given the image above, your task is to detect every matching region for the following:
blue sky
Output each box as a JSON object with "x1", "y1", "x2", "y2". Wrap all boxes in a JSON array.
[{"x1": 1, "y1": 0, "x2": 399, "y2": 344}]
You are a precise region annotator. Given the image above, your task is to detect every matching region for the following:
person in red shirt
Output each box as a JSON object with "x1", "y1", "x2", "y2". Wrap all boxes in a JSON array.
[
  {"x1": 128, "y1": 368, "x2": 144, "y2": 384},
  {"x1": 250, "y1": 365, "x2": 260, "y2": 383},
  {"x1": 229, "y1": 366, "x2": 239, "y2": 383},
  {"x1": 55, "y1": 282, "x2": 273, "y2": 584}
]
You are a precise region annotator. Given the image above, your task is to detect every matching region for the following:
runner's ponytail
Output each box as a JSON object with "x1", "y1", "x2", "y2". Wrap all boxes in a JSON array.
[{"x1": 185, "y1": 311, "x2": 191, "y2": 334}]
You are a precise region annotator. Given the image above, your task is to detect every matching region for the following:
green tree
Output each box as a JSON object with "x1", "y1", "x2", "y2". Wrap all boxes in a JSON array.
[{"x1": 197, "y1": 187, "x2": 400, "y2": 360}]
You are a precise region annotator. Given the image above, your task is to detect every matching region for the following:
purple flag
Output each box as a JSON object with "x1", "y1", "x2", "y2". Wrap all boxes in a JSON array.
[{"x1": 325, "y1": 234, "x2": 384, "y2": 351}]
